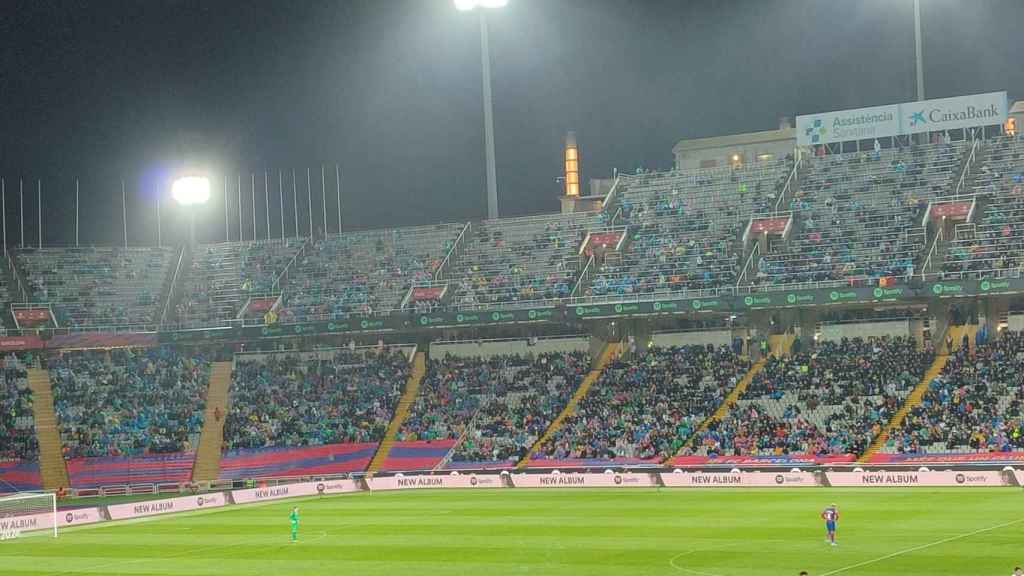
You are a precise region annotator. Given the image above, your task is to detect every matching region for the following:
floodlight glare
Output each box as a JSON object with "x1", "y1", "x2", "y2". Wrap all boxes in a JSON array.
[
  {"x1": 454, "y1": 0, "x2": 507, "y2": 11},
  {"x1": 171, "y1": 176, "x2": 211, "y2": 206}
]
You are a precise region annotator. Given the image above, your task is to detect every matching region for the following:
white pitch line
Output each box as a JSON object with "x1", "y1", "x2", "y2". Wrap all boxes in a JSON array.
[{"x1": 818, "y1": 517, "x2": 1024, "y2": 576}]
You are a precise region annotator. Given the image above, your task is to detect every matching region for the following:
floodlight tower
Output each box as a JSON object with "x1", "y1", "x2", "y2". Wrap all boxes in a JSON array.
[
  {"x1": 454, "y1": 0, "x2": 507, "y2": 220},
  {"x1": 171, "y1": 176, "x2": 211, "y2": 246}
]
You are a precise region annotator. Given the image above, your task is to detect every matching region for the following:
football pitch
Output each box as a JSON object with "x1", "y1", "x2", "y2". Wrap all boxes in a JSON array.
[{"x1": 1, "y1": 487, "x2": 1021, "y2": 575}]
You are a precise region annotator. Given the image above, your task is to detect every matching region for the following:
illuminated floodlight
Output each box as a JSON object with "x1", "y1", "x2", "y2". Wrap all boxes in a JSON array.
[
  {"x1": 454, "y1": 0, "x2": 508, "y2": 11},
  {"x1": 171, "y1": 176, "x2": 211, "y2": 206}
]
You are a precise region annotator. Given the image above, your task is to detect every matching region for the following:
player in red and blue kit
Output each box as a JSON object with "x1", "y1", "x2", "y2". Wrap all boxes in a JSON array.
[{"x1": 821, "y1": 504, "x2": 839, "y2": 546}]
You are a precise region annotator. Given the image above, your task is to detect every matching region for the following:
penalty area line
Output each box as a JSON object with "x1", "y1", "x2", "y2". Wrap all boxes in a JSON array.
[{"x1": 819, "y1": 517, "x2": 1024, "y2": 576}]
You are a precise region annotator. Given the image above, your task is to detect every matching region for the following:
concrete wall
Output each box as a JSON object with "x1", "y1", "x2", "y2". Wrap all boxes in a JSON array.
[
  {"x1": 1007, "y1": 314, "x2": 1024, "y2": 333},
  {"x1": 651, "y1": 330, "x2": 731, "y2": 348},
  {"x1": 819, "y1": 320, "x2": 911, "y2": 342},
  {"x1": 674, "y1": 140, "x2": 795, "y2": 171},
  {"x1": 234, "y1": 344, "x2": 417, "y2": 365},
  {"x1": 432, "y1": 337, "x2": 589, "y2": 359}
]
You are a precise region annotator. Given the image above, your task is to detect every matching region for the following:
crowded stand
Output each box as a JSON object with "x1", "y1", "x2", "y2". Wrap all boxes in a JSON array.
[
  {"x1": 398, "y1": 352, "x2": 588, "y2": 463},
  {"x1": 16, "y1": 247, "x2": 176, "y2": 329},
  {"x1": 448, "y1": 213, "x2": 598, "y2": 308},
  {"x1": 0, "y1": 355, "x2": 37, "y2": 462},
  {"x1": 50, "y1": 347, "x2": 210, "y2": 458},
  {"x1": 177, "y1": 240, "x2": 303, "y2": 327},
  {"x1": 279, "y1": 224, "x2": 462, "y2": 322},
  {"x1": 757, "y1": 141, "x2": 966, "y2": 286},
  {"x1": 692, "y1": 337, "x2": 931, "y2": 457},
  {"x1": 535, "y1": 344, "x2": 749, "y2": 461},
  {"x1": 592, "y1": 159, "x2": 791, "y2": 299},
  {"x1": 943, "y1": 134, "x2": 1024, "y2": 278},
  {"x1": 448, "y1": 351, "x2": 589, "y2": 464},
  {"x1": 884, "y1": 330, "x2": 1024, "y2": 454},
  {"x1": 223, "y1": 348, "x2": 409, "y2": 450}
]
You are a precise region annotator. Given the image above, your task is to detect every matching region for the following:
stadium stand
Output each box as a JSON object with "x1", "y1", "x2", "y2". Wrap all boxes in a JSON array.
[
  {"x1": 218, "y1": 443, "x2": 376, "y2": 480},
  {"x1": 534, "y1": 345, "x2": 750, "y2": 462},
  {"x1": 883, "y1": 329, "x2": 1024, "y2": 454},
  {"x1": 943, "y1": 134, "x2": 1024, "y2": 278},
  {"x1": 395, "y1": 352, "x2": 589, "y2": 469},
  {"x1": 222, "y1": 348, "x2": 409, "y2": 450},
  {"x1": 177, "y1": 239, "x2": 303, "y2": 327},
  {"x1": 757, "y1": 142, "x2": 966, "y2": 286},
  {"x1": 16, "y1": 247, "x2": 176, "y2": 329},
  {"x1": 448, "y1": 213, "x2": 599, "y2": 308},
  {"x1": 279, "y1": 224, "x2": 462, "y2": 322},
  {"x1": 0, "y1": 355, "x2": 37, "y2": 463},
  {"x1": 592, "y1": 160, "x2": 791, "y2": 299},
  {"x1": 50, "y1": 347, "x2": 210, "y2": 459},
  {"x1": 447, "y1": 351, "x2": 589, "y2": 467},
  {"x1": 691, "y1": 337, "x2": 931, "y2": 458}
]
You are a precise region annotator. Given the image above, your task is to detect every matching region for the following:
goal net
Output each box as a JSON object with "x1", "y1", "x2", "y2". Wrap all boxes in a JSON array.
[{"x1": 0, "y1": 492, "x2": 57, "y2": 540}]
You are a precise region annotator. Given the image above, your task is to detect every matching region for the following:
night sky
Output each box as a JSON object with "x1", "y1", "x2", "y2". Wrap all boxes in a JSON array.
[{"x1": 1, "y1": 0, "x2": 1022, "y2": 247}]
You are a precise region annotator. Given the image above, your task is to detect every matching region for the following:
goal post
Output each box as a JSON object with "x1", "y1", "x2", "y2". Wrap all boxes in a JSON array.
[{"x1": 0, "y1": 492, "x2": 58, "y2": 540}]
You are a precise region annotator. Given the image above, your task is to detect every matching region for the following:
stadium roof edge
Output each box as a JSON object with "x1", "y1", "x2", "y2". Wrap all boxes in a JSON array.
[{"x1": 672, "y1": 127, "x2": 795, "y2": 154}]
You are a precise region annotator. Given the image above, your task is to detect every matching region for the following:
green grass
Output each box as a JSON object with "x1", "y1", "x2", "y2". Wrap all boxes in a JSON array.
[{"x1": 2, "y1": 488, "x2": 1022, "y2": 575}]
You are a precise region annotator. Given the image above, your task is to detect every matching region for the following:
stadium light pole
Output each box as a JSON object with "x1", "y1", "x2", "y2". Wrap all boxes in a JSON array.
[
  {"x1": 172, "y1": 176, "x2": 211, "y2": 247},
  {"x1": 913, "y1": 0, "x2": 924, "y2": 101},
  {"x1": 455, "y1": 0, "x2": 506, "y2": 220}
]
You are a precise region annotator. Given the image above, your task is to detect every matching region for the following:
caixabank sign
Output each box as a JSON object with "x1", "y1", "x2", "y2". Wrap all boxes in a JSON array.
[{"x1": 797, "y1": 91, "x2": 1007, "y2": 146}]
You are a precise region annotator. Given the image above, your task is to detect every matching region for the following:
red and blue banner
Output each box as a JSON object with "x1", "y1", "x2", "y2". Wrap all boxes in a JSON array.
[
  {"x1": 669, "y1": 454, "x2": 856, "y2": 466},
  {"x1": 525, "y1": 457, "x2": 661, "y2": 469},
  {"x1": 379, "y1": 440, "x2": 455, "y2": 472},
  {"x1": 218, "y1": 443, "x2": 376, "y2": 480},
  {"x1": 868, "y1": 451, "x2": 1024, "y2": 464},
  {"x1": 0, "y1": 460, "x2": 42, "y2": 493},
  {"x1": 66, "y1": 452, "x2": 195, "y2": 488},
  {"x1": 444, "y1": 460, "x2": 517, "y2": 471}
]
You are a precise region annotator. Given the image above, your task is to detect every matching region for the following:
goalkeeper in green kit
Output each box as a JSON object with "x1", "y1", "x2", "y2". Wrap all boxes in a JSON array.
[{"x1": 289, "y1": 507, "x2": 299, "y2": 543}]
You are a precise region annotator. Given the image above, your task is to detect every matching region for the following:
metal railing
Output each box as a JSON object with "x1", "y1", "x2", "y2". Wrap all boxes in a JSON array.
[
  {"x1": 159, "y1": 245, "x2": 187, "y2": 328},
  {"x1": 774, "y1": 156, "x2": 801, "y2": 214},
  {"x1": 954, "y1": 138, "x2": 981, "y2": 197},
  {"x1": 435, "y1": 221, "x2": 471, "y2": 282},
  {"x1": 735, "y1": 242, "x2": 760, "y2": 288},
  {"x1": 271, "y1": 237, "x2": 311, "y2": 292},
  {"x1": 569, "y1": 255, "x2": 595, "y2": 299},
  {"x1": 920, "y1": 225, "x2": 944, "y2": 281}
]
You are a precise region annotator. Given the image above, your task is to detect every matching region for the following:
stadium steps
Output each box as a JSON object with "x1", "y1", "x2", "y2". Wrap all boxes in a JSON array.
[
  {"x1": 26, "y1": 368, "x2": 70, "y2": 490},
  {"x1": 191, "y1": 362, "x2": 233, "y2": 481},
  {"x1": 516, "y1": 341, "x2": 621, "y2": 469},
  {"x1": 768, "y1": 333, "x2": 795, "y2": 357},
  {"x1": 671, "y1": 355, "x2": 768, "y2": 459},
  {"x1": 366, "y1": 351, "x2": 426, "y2": 476},
  {"x1": 856, "y1": 329, "x2": 969, "y2": 463}
]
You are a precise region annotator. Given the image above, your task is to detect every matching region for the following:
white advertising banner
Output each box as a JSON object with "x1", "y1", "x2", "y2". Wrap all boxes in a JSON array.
[
  {"x1": 60, "y1": 507, "x2": 104, "y2": 527},
  {"x1": 369, "y1": 474, "x2": 504, "y2": 491},
  {"x1": 0, "y1": 507, "x2": 104, "y2": 536},
  {"x1": 1014, "y1": 470, "x2": 1024, "y2": 487},
  {"x1": 232, "y1": 480, "x2": 360, "y2": 504},
  {"x1": 797, "y1": 91, "x2": 1007, "y2": 145},
  {"x1": 660, "y1": 471, "x2": 818, "y2": 487},
  {"x1": 510, "y1": 472, "x2": 656, "y2": 488},
  {"x1": 826, "y1": 470, "x2": 1008, "y2": 487},
  {"x1": 797, "y1": 104, "x2": 900, "y2": 146},
  {"x1": 903, "y1": 91, "x2": 1008, "y2": 134},
  {"x1": 107, "y1": 492, "x2": 227, "y2": 520}
]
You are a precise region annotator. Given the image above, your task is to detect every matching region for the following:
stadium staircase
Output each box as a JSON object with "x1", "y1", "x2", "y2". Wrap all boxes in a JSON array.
[
  {"x1": 670, "y1": 355, "x2": 768, "y2": 460},
  {"x1": 365, "y1": 351, "x2": 426, "y2": 476},
  {"x1": 191, "y1": 362, "x2": 233, "y2": 481},
  {"x1": 670, "y1": 335, "x2": 795, "y2": 458},
  {"x1": 26, "y1": 368, "x2": 69, "y2": 489},
  {"x1": 858, "y1": 325, "x2": 974, "y2": 462},
  {"x1": 516, "y1": 341, "x2": 621, "y2": 469}
]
